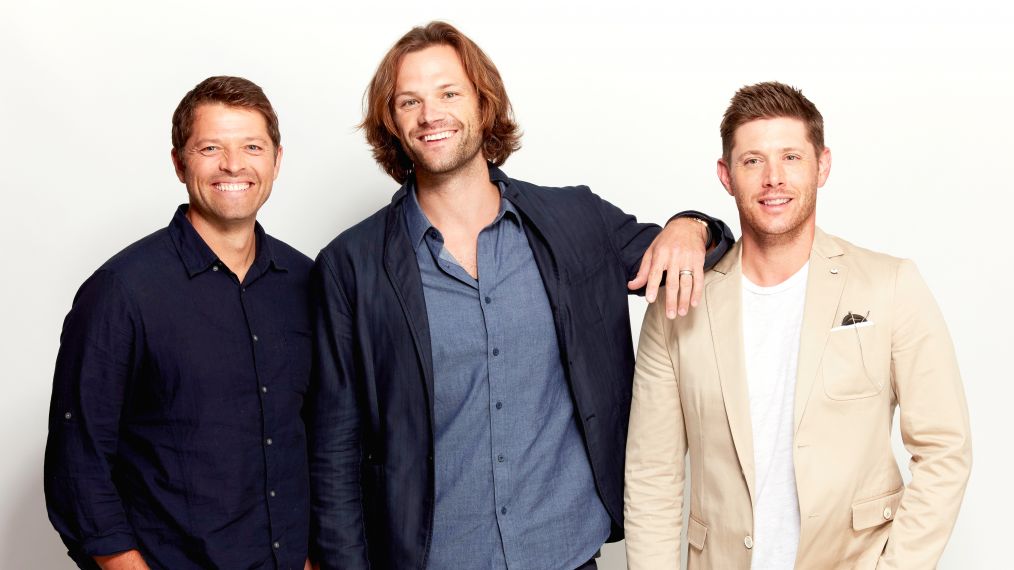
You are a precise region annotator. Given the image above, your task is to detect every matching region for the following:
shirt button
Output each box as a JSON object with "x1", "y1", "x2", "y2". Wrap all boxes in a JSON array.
[
  {"x1": 212, "y1": 265, "x2": 219, "y2": 272},
  {"x1": 64, "y1": 412, "x2": 72, "y2": 419},
  {"x1": 492, "y1": 348, "x2": 500, "y2": 356},
  {"x1": 241, "y1": 287, "x2": 246, "y2": 293},
  {"x1": 272, "y1": 541, "x2": 280, "y2": 549},
  {"x1": 744, "y1": 535, "x2": 754, "y2": 549},
  {"x1": 252, "y1": 334, "x2": 259, "y2": 342},
  {"x1": 495, "y1": 401, "x2": 503, "y2": 410},
  {"x1": 500, "y1": 507, "x2": 507, "y2": 515},
  {"x1": 269, "y1": 490, "x2": 276, "y2": 498},
  {"x1": 428, "y1": 229, "x2": 439, "y2": 240},
  {"x1": 497, "y1": 454, "x2": 505, "y2": 463},
  {"x1": 883, "y1": 507, "x2": 892, "y2": 519},
  {"x1": 484, "y1": 296, "x2": 492, "y2": 304},
  {"x1": 265, "y1": 438, "x2": 273, "y2": 446},
  {"x1": 261, "y1": 385, "x2": 268, "y2": 393}
]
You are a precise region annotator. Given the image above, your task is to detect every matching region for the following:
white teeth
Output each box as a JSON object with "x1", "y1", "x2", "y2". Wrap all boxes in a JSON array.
[
  {"x1": 423, "y1": 131, "x2": 453, "y2": 142},
  {"x1": 215, "y1": 183, "x2": 250, "y2": 192},
  {"x1": 762, "y1": 198, "x2": 790, "y2": 205}
]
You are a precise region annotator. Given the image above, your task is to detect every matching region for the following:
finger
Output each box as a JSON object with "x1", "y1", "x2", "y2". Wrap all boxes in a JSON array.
[
  {"x1": 664, "y1": 275, "x2": 680, "y2": 318},
  {"x1": 628, "y1": 248, "x2": 652, "y2": 291},
  {"x1": 677, "y1": 269, "x2": 694, "y2": 316},
  {"x1": 690, "y1": 252, "x2": 706, "y2": 308},
  {"x1": 645, "y1": 250, "x2": 669, "y2": 303}
]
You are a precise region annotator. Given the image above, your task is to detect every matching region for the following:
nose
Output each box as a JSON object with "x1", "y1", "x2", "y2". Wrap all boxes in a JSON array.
[
  {"x1": 219, "y1": 148, "x2": 246, "y2": 175},
  {"x1": 418, "y1": 97, "x2": 447, "y2": 126},
  {"x1": 763, "y1": 161, "x2": 785, "y2": 188}
]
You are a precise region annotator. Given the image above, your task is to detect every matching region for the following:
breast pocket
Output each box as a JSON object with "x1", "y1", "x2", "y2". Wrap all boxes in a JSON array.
[
  {"x1": 283, "y1": 330, "x2": 312, "y2": 394},
  {"x1": 821, "y1": 324, "x2": 887, "y2": 400}
]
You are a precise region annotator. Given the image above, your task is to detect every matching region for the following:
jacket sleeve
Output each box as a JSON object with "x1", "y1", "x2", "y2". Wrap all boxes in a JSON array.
[
  {"x1": 593, "y1": 194, "x2": 735, "y2": 291},
  {"x1": 878, "y1": 260, "x2": 972, "y2": 569},
  {"x1": 307, "y1": 254, "x2": 370, "y2": 569},
  {"x1": 624, "y1": 293, "x2": 687, "y2": 569},
  {"x1": 44, "y1": 270, "x2": 139, "y2": 560}
]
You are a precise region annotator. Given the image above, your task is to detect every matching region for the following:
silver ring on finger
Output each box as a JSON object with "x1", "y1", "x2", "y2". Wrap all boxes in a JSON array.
[{"x1": 678, "y1": 269, "x2": 694, "y2": 277}]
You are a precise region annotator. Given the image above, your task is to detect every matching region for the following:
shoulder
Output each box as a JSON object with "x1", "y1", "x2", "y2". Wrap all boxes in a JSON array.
[
  {"x1": 317, "y1": 202, "x2": 392, "y2": 269},
  {"x1": 264, "y1": 233, "x2": 313, "y2": 274},
  {"x1": 824, "y1": 232, "x2": 907, "y2": 276},
  {"x1": 507, "y1": 176, "x2": 596, "y2": 205},
  {"x1": 96, "y1": 227, "x2": 175, "y2": 283}
]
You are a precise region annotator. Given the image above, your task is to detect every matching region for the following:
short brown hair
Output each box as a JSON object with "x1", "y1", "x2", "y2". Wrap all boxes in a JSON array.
[
  {"x1": 361, "y1": 21, "x2": 522, "y2": 184},
  {"x1": 720, "y1": 81, "x2": 823, "y2": 162},
  {"x1": 172, "y1": 76, "x2": 280, "y2": 157}
]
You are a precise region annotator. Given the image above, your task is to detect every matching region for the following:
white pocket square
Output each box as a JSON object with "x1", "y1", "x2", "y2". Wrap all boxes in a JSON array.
[{"x1": 831, "y1": 321, "x2": 875, "y2": 332}]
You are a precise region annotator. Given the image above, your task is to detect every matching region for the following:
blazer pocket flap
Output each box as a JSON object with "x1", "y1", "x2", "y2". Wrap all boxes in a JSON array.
[
  {"x1": 852, "y1": 488, "x2": 904, "y2": 531},
  {"x1": 687, "y1": 515, "x2": 708, "y2": 551}
]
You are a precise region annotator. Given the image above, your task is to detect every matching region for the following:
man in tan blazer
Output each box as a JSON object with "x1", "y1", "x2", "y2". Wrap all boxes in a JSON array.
[{"x1": 624, "y1": 82, "x2": 971, "y2": 569}]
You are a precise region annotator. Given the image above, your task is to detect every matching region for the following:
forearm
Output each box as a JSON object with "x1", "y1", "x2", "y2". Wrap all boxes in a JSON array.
[
  {"x1": 308, "y1": 257, "x2": 370, "y2": 568},
  {"x1": 95, "y1": 549, "x2": 149, "y2": 570},
  {"x1": 878, "y1": 260, "x2": 972, "y2": 568},
  {"x1": 45, "y1": 271, "x2": 138, "y2": 556},
  {"x1": 624, "y1": 300, "x2": 687, "y2": 569}
]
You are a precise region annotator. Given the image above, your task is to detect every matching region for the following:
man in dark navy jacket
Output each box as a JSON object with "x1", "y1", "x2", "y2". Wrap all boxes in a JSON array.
[{"x1": 308, "y1": 23, "x2": 733, "y2": 570}]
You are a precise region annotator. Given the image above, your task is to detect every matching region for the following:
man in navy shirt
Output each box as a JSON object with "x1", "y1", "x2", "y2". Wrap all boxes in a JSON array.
[
  {"x1": 45, "y1": 76, "x2": 313, "y2": 570},
  {"x1": 308, "y1": 22, "x2": 733, "y2": 569}
]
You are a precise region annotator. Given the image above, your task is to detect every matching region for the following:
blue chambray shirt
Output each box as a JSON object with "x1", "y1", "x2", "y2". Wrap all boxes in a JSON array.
[{"x1": 404, "y1": 183, "x2": 611, "y2": 570}]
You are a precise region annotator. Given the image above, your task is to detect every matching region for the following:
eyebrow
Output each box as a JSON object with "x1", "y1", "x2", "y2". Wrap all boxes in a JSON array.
[
  {"x1": 736, "y1": 147, "x2": 808, "y2": 158},
  {"x1": 394, "y1": 83, "x2": 462, "y2": 99},
  {"x1": 191, "y1": 136, "x2": 270, "y2": 147}
]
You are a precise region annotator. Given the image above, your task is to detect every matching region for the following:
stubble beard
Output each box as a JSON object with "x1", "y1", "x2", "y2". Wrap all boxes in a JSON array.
[
  {"x1": 735, "y1": 185, "x2": 817, "y2": 249},
  {"x1": 408, "y1": 125, "x2": 484, "y2": 179}
]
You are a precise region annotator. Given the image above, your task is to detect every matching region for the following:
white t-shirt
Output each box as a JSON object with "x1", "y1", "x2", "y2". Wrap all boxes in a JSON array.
[{"x1": 741, "y1": 263, "x2": 809, "y2": 569}]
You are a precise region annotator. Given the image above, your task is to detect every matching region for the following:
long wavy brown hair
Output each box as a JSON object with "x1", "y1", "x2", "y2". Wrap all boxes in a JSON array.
[{"x1": 360, "y1": 21, "x2": 522, "y2": 184}]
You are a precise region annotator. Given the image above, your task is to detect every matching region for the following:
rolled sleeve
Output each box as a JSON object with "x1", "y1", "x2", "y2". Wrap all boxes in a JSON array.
[{"x1": 44, "y1": 270, "x2": 139, "y2": 557}]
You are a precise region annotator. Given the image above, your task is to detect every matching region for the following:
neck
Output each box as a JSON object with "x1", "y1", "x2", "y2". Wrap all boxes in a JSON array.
[
  {"x1": 186, "y1": 210, "x2": 258, "y2": 282},
  {"x1": 740, "y1": 222, "x2": 815, "y2": 287},
  {"x1": 415, "y1": 156, "x2": 500, "y2": 235}
]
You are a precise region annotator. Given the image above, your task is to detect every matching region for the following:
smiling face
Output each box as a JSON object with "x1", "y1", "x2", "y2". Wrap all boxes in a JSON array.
[
  {"x1": 392, "y1": 44, "x2": 485, "y2": 179},
  {"x1": 718, "y1": 117, "x2": 831, "y2": 246},
  {"x1": 172, "y1": 103, "x2": 282, "y2": 231}
]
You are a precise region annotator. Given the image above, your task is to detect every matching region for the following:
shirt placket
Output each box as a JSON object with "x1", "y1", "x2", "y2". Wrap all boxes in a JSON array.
[
  {"x1": 477, "y1": 225, "x2": 516, "y2": 566},
  {"x1": 235, "y1": 271, "x2": 282, "y2": 566}
]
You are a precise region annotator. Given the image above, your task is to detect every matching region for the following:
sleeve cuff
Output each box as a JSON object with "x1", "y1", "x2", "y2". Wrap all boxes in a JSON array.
[{"x1": 79, "y1": 531, "x2": 139, "y2": 558}]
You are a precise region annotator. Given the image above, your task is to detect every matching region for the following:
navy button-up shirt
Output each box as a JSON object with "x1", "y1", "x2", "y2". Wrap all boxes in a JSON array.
[
  {"x1": 45, "y1": 205, "x2": 312, "y2": 570},
  {"x1": 405, "y1": 187, "x2": 611, "y2": 570}
]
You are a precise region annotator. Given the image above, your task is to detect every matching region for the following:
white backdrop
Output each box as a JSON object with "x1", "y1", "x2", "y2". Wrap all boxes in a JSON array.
[{"x1": 3, "y1": 1, "x2": 1011, "y2": 568}]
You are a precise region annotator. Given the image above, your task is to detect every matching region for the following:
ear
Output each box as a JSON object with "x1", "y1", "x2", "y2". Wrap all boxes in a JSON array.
[
  {"x1": 717, "y1": 158, "x2": 734, "y2": 196},
  {"x1": 171, "y1": 149, "x2": 186, "y2": 183},
  {"x1": 272, "y1": 145, "x2": 284, "y2": 181},
  {"x1": 816, "y1": 146, "x2": 832, "y2": 188}
]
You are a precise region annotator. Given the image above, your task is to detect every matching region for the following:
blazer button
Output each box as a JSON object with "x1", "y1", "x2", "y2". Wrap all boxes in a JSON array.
[
  {"x1": 744, "y1": 535, "x2": 754, "y2": 549},
  {"x1": 883, "y1": 507, "x2": 892, "y2": 519}
]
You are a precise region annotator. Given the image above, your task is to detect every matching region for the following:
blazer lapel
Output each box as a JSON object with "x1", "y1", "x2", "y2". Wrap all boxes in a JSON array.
[
  {"x1": 706, "y1": 243, "x2": 757, "y2": 506},
  {"x1": 794, "y1": 228, "x2": 847, "y2": 432},
  {"x1": 383, "y1": 189, "x2": 436, "y2": 425}
]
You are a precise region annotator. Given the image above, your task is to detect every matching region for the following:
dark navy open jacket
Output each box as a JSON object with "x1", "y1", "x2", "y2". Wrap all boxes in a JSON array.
[{"x1": 308, "y1": 165, "x2": 733, "y2": 569}]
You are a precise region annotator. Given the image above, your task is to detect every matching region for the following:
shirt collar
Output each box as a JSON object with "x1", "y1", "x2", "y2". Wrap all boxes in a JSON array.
[
  {"x1": 403, "y1": 178, "x2": 519, "y2": 253},
  {"x1": 168, "y1": 204, "x2": 284, "y2": 278}
]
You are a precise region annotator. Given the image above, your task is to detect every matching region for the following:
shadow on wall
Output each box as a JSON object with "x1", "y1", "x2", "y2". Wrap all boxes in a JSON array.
[{"x1": 4, "y1": 467, "x2": 75, "y2": 569}]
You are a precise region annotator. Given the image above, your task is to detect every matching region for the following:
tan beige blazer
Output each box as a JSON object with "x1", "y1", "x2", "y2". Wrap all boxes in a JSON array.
[{"x1": 624, "y1": 229, "x2": 971, "y2": 569}]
